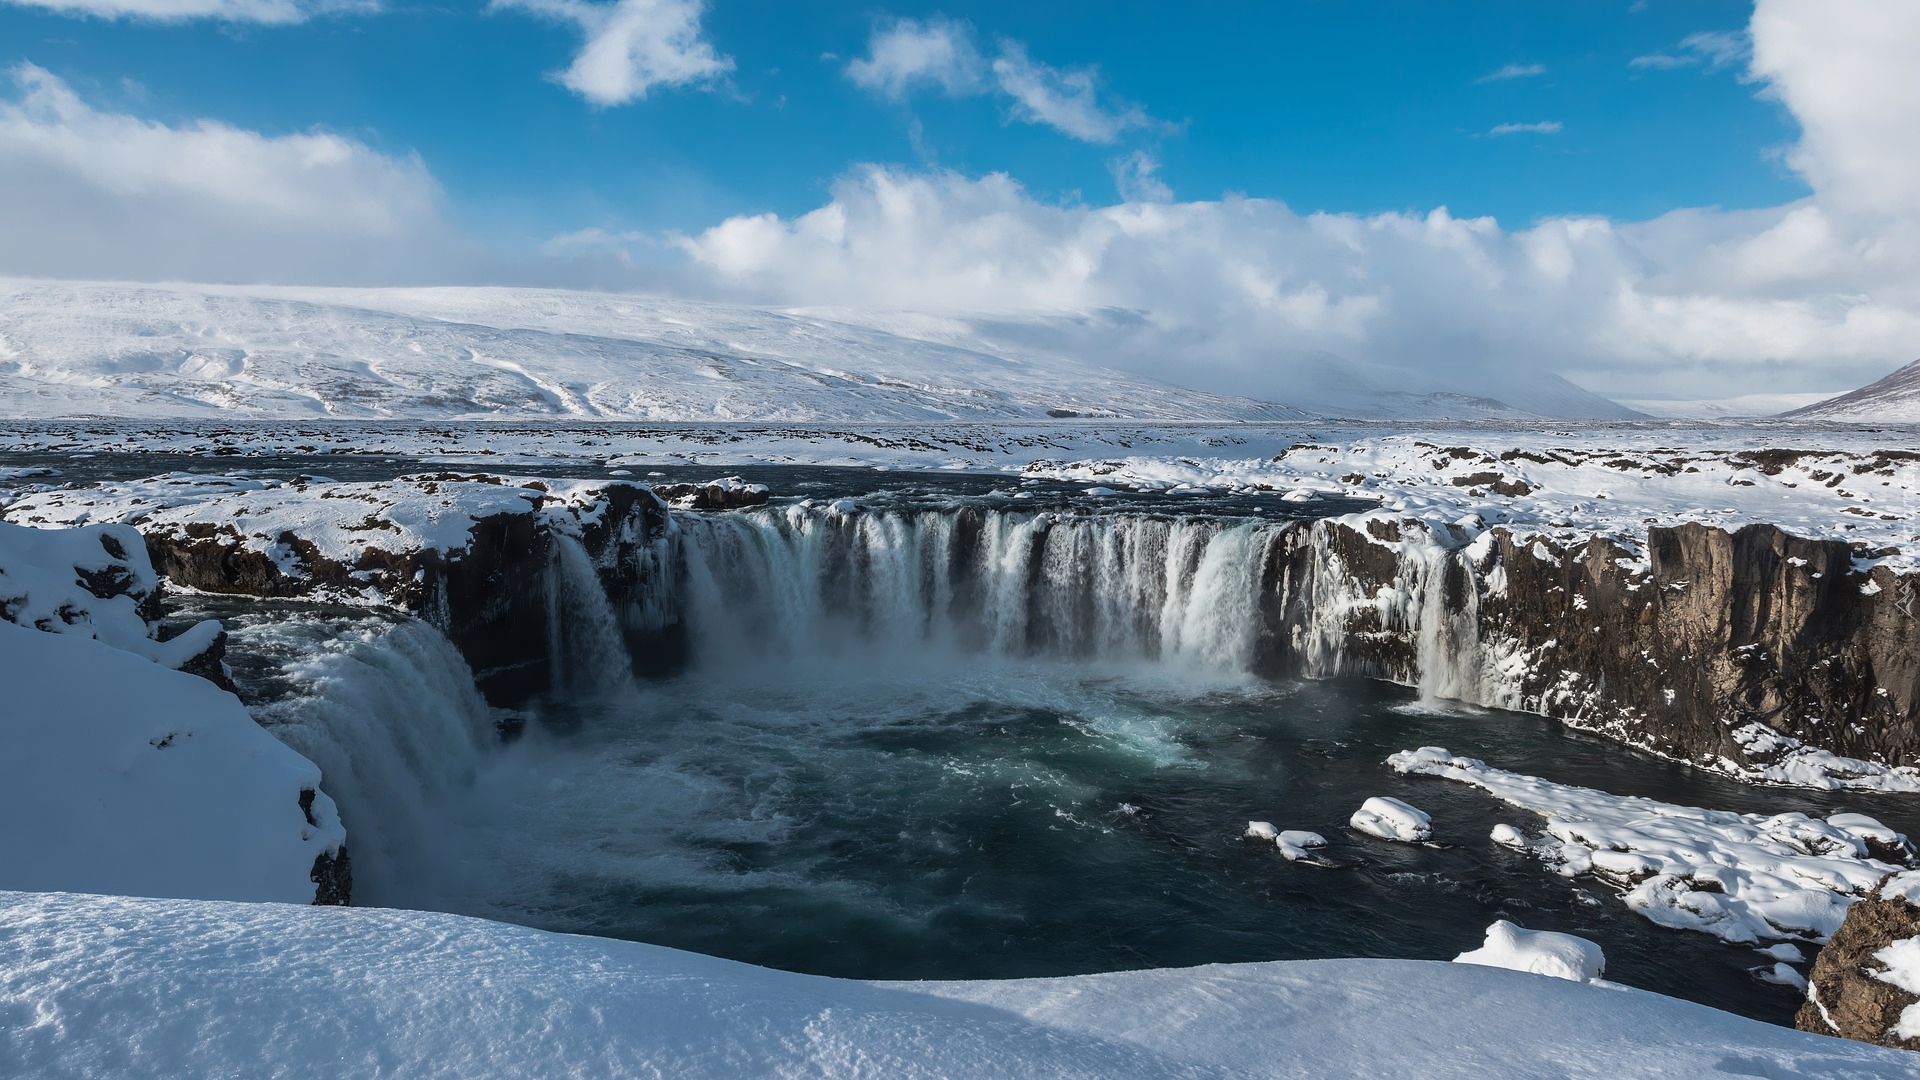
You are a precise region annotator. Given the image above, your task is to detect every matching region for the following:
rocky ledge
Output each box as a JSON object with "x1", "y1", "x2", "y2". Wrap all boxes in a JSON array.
[{"x1": 5, "y1": 472, "x2": 682, "y2": 704}]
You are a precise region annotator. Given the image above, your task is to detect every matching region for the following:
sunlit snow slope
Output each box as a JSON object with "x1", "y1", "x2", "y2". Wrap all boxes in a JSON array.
[
  {"x1": 0, "y1": 281, "x2": 1306, "y2": 422},
  {"x1": 1787, "y1": 359, "x2": 1920, "y2": 422}
]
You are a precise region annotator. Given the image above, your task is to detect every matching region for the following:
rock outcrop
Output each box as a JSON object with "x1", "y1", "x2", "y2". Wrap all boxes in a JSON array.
[
  {"x1": 8, "y1": 474, "x2": 683, "y2": 704},
  {"x1": 1798, "y1": 883, "x2": 1920, "y2": 1049},
  {"x1": 1259, "y1": 516, "x2": 1920, "y2": 784}
]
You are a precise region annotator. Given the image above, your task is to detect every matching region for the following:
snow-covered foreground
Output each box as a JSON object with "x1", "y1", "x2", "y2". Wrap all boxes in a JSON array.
[
  {"x1": 0, "y1": 520, "x2": 344, "y2": 904},
  {"x1": 1, "y1": 890, "x2": 1913, "y2": 1080}
]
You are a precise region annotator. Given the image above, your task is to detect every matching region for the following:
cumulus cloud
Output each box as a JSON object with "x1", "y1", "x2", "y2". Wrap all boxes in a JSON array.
[
  {"x1": 492, "y1": 0, "x2": 731, "y2": 106},
  {"x1": 844, "y1": 17, "x2": 1155, "y2": 144},
  {"x1": 0, "y1": 0, "x2": 362, "y2": 22},
  {"x1": 0, "y1": 64, "x2": 463, "y2": 282},
  {"x1": 1488, "y1": 121, "x2": 1562, "y2": 136},
  {"x1": 1478, "y1": 63, "x2": 1546, "y2": 82},
  {"x1": 672, "y1": 0, "x2": 1920, "y2": 404}
]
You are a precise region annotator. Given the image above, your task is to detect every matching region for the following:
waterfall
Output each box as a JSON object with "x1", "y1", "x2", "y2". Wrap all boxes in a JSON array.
[
  {"x1": 241, "y1": 614, "x2": 498, "y2": 908},
  {"x1": 669, "y1": 505, "x2": 1292, "y2": 676},
  {"x1": 546, "y1": 532, "x2": 637, "y2": 698}
]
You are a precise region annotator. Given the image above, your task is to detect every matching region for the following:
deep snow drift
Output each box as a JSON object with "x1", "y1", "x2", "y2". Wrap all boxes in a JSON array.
[{"x1": 2, "y1": 889, "x2": 1914, "y2": 1079}]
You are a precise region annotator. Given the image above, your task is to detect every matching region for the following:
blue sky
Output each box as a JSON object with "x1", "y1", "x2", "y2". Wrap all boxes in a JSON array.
[
  {"x1": 2, "y1": 0, "x2": 1915, "y2": 404},
  {"x1": 2, "y1": 0, "x2": 1796, "y2": 249}
]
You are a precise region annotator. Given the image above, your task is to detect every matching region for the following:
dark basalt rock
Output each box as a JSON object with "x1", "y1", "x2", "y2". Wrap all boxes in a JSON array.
[
  {"x1": 649, "y1": 479, "x2": 771, "y2": 510},
  {"x1": 142, "y1": 480, "x2": 682, "y2": 706},
  {"x1": 1797, "y1": 887, "x2": 1920, "y2": 1048},
  {"x1": 309, "y1": 847, "x2": 352, "y2": 906},
  {"x1": 1256, "y1": 517, "x2": 1920, "y2": 774}
]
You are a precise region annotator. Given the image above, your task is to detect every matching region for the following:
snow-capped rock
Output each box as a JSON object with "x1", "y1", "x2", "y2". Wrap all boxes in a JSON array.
[
  {"x1": 1349, "y1": 796, "x2": 1433, "y2": 843},
  {"x1": 1453, "y1": 920, "x2": 1606, "y2": 983}
]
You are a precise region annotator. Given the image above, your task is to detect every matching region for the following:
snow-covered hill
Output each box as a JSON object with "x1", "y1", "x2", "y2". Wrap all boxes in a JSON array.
[
  {"x1": 1785, "y1": 359, "x2": 1920, "y2": 421},
  {"x1": 0, "y1": 280, "x2": 1305, "y2": 422}
]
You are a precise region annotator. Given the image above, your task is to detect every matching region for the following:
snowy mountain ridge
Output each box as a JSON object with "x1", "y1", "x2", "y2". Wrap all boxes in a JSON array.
[
  {"x1": 0, "y1": 280, "x2": 1639, "y2": 422},
  {"x1": 1787, "y1": 358, "x2": 1920, "y2": 422},
  {"x1": 0, "y1": 280, "x2": 1305, "y2": 423}
]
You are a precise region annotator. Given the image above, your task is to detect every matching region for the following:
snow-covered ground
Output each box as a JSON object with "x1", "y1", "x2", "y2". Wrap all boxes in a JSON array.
[
  {"x1": 1391, "y1": 747, "x2": 1911, "y2": 950},
  {"x1": 0, "y1": 281, "x2": 1301, "y2": 423},
  {"x1": 0, "y1": 522, "x2": 344, "y2": 904},
  {"x1": 2, "y1": 889, "x2": 1914, "y2": 1079}
]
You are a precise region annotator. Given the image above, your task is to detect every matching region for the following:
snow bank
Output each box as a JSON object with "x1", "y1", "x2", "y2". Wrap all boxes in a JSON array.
[
  {"x1": 1391, "y1": 747, "x2": 1909, "y2": 946},
  {"x1": 1453, "y1": 919, "x2": 1606, "y2": 983},
  {"x1": 1350, "y1": 796, "x2": 1433, "y2": 843},
  {"x1": 2, "y1": 890, "x2": 1913, "y2": 1079},
  {"x1": 0, "y1": 519, "x2": 218, "y2": 668},
  {"x1": 0, "y1": 621, "x2": 343, "y2": 903}
]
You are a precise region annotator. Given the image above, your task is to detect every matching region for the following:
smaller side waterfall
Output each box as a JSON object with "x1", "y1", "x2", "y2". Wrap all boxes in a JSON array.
[
  {"x1": 241, "y1": 614, "x2": 498, "y2": 907},
  {"x1": 546, "y1": 532, "x2": 637, "y2": 699}
]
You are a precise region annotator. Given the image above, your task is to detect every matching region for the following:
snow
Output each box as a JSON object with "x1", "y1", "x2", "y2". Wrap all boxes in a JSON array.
[
  {"x1": 3, "y1": 889, "x2": 1914, "y2": 1080},
  {"x1": 1390, "y1": 747, "x2": 1909, "y2": 946},
  {"x1": 0, "y1": 622, "x2": 343, "y2": 904},
  {"x1": 0, "y1": 519, "x2": 219, "y2": 668},
  {"x1": 1349, "y1": 796, "x2": 1433, "y2": 843},
  {"x1": 3, "y1": 472, "x2": 646, "y2": 602},
  {"x1": 1275, "y1": 830, "x2": 1330, "y2": 862},
  {"x1": 1453, "y1": 919, "x2": 1606, "y2": 983},
  {"x1": 0, "y1": 280, "x2": 1301, "y2": 423}
]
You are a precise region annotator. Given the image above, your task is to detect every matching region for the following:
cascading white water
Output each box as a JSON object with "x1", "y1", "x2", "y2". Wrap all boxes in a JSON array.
[
  {"x1": 242, "y1": 615, "x2": 498, "y2": 907},
  {"x1": 671, "y1": 505, "x2": 1287, "y2": 675},
  {"x1": 547, "y1": 531, "x2": 637, "y2": 698}
]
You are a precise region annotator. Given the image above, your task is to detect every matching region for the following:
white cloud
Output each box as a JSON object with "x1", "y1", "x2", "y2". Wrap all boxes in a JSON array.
[
  {"x1": 1750, "y1": 0, "x2": 1920, "y2": 218},
  {"x1": 672, "y1": 0, "x2": 1920, "y2": 404},
  {"x1": 0, "y1": 64, "x2": 462, "y2": 282},
  {"x1": 492, "y1": 0, "x2": 731, "y2": 107},
  {"x1": 1478, "y1": 63, "x2": 1546, "y2": 82},
  {"x1": 0, "y1": 0, "x2": 363, "y2": 21},
  {"x1": 989, "y1": 42, "x2": 1151, "y2": 144},
  {"x1": 1631, "y1": 29, "x2": 1750, "y2": 70},
  {"x1": 1488, "y1": 121, "x2": 1563, "y2": 136},
  {"x1": 1109, "y1": 150, "x2": 1171, "y2": 203},
  {"x1": 844, "y1": 16, "x2": 983, "y2": 99},
  {"x1": 661, "y1": 0, "x2": 1920, "y2": 404},
  {"x1": 845, "y1": 18, "x2": 1155, "y2": 144}
]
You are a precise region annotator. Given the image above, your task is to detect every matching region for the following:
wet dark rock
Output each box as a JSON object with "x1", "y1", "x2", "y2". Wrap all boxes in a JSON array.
[
  {"x1": 649, "y1": 478, "x2": 771, "y2": 510},
  {"x1": 142, "y1": 480, "x2": 681, "y2": 706},
  {"x1": 1259, "y1": 517, "x2": 1920, "y2": 774},
  {"x1": 1797, "y1": 887, "x2": 1920, "y2": 1049}
]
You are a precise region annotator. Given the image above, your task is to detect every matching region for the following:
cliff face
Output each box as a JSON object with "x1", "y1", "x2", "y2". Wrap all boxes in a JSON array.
[
  {"x1": 136, "y1": 478, "x2": 678, "y2": 704},
  {"x1": 1260, "y1": 517, "x2": 1920, "y2": 783}
]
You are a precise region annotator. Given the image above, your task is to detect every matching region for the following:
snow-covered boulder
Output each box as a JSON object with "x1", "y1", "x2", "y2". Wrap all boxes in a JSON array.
[
  {"x1": 1349, "y1": 797, "x2": 1433, "y2": 843},
  {"x1": 0, "y1": 620, "x2": 346, "y2": 904},
  {"x1": 1391, "y1": 747, "x2": 1913, "y2": 947},
  {"x1": 1454, "y1": 920, "x2": 1605, "y2": 983},
  {"x1": 1276, "y1": 831, "x2": 1331, "y2": 863},
  {"x1": 0, "y1": 519, "x2": 222, "y2": 674}
]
